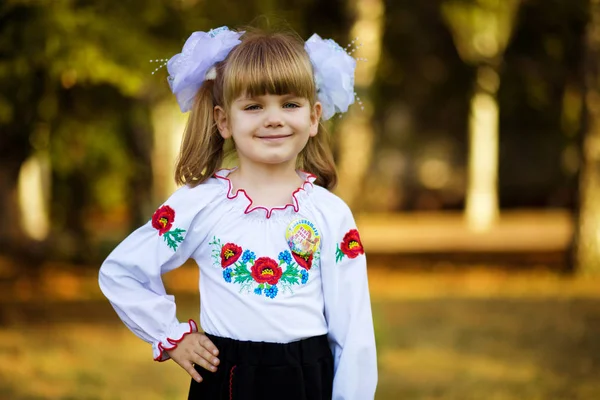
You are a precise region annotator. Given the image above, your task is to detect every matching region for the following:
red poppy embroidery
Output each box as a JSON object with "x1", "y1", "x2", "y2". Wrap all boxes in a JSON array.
[
  {"x1": 292, "y1": 251, "x2": 313, "y2": 271},
  {"x1": 251, "y1": 257, "x2": 282, "y2": 285},
  {"x1": 221, "y1": 243, "x2": 242, "y2": 268},
  {"x1": 336, "y1": 229, "x2": 364, "y2": 263},
  {"x1": 151, "y1": 205, "x2": 186, "y2": 251},
  {"x1": 152, "y1": 205, "x2": 175, "y2": 236}
]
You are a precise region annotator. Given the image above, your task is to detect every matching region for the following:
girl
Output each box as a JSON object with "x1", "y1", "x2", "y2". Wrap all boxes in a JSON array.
[{"x1": 99, "y1": 26, "x2": 377, "y2": 400}]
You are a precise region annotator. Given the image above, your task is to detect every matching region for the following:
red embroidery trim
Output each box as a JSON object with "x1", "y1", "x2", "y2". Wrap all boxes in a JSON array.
[
  {"x1": 153, "y1": 319, "x2": 198, "y2": 362},
  {"x1": 229, "y1": 365, "x2": 237, "y2": 400},
  {"x1": 214, "y1": 169, "x2": 316, "y2": 219}
]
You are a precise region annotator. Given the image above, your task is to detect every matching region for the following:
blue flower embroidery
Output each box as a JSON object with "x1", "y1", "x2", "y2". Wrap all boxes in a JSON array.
[
  {"x1": 254, "y1": 287, "x2": 262, "y2": 295},
  {"x1": 278, "y1": 250, "x2": 292, "y2": 264},
  {"x1": 300, "y1": 269, "x2": 309, "y2": 284},
  {"x1": 242, "y1": 250, "x2": 256, "y2": 264},
  {"x1": 264, "y1": 285, "x2": 278, "y2": 299},
  {"x1": 223, "y1": 268, "x2": 233, "y2": 283}
]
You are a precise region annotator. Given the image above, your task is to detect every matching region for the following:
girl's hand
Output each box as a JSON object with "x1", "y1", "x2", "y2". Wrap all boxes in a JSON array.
[{"x1": 166, "y1": 332, "x2": 220, "y2": 382}]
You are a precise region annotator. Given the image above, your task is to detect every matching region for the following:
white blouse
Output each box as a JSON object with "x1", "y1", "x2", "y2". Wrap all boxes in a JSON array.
[{"x1": 99, "y1": 169, "x2": 377, "y2": 400}]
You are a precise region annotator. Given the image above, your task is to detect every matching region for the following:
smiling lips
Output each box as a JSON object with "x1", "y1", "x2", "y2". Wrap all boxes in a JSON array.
[{"x1": 257, "y1": 134, "x2": 293, "y2": 140}]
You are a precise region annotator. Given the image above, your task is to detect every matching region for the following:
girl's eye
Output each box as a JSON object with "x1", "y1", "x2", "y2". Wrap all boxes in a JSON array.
[
  {"x1": 283, "y1": 103, "x2": 300, "y2": 109},
  {"x1": 244, "y1": 104, "x2": 261, "y2": 111}
]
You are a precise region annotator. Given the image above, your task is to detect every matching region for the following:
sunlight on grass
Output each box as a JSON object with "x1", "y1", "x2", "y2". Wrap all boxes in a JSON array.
[
  {"x1": 1, "y1": 264, "x2": 600, "y2": 399},
  {"x1": 381, "y1": 346, "x2": 537, "y2": 384},
  {"x1": 0, "y1": 324, "x2": 189, "y2": 399}
]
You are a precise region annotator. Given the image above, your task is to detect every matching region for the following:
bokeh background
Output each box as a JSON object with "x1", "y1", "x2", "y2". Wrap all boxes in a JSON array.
[{"x1": 2, "y1": 0, "x2": 600, "y2": 399}]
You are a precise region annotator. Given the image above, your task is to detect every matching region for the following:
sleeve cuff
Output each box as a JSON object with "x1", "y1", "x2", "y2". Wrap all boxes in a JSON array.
[{"x1": 152, "y1": 319, "x2": 198, "y2": 361}]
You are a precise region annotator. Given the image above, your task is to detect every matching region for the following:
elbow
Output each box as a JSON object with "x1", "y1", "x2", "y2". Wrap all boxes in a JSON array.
[
  {"x1": 98, "y1": 259, "x2": 117, "y2": 296},
  {"x1": 98, "y1": 263, "x2": 109, "y2": 295}
]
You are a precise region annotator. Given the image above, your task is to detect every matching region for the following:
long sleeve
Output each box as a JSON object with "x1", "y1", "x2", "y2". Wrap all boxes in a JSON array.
[
  {"x1": 98, "y1": 185, "x2": 212, "y2": 361},
  {"x1": 320, "y1": 199, "x2": 378, "y2": 399}
]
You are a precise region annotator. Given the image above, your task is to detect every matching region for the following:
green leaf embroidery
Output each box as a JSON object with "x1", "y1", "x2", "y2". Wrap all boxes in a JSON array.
[
  {"x1": 314, "y1": 249, "x2": 321, "y2": 263},
  {"x1": 233, "y1": 263, "x2": 253, "y2": 284},
  {"x1": 279, "y1": 261, "x2": 302, "y2": 285},
  {"x1": 280, "y1": 282, "x2": 295, "y2": 295},
  {"x1": 209, "y1": 236, "x2": 222, "y2": 267},
  {"x1": 280, "y1": 274, "x2": 299, "y2": 285},
  {"x1": 163, "y1": 228, "x2": 186, "y2": 251},
  {"x1": 335, "y1": 245, "x2": 345, "y2": 263},
  {"x1": 234, "y1": 274, "x2": 253, "y2": 284}
]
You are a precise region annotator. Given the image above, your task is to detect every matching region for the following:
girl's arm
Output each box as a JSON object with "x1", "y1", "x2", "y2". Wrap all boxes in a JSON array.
[
  {"x1": 98, "y1": 185, "x2": 207, "y2": 361},
  {"x1": 321, "y1": 201, "x2": 378, "y2": 400}
]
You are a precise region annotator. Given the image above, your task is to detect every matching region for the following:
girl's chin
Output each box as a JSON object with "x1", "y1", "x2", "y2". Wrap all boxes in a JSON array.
[{"x1": 240, "y1": 155, "x2": 300, "y2": 167}]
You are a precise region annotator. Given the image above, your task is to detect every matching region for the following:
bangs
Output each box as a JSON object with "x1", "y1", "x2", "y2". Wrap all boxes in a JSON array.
[{"x1": 222, "y1": 32, "x2": 316, "y2": 106}]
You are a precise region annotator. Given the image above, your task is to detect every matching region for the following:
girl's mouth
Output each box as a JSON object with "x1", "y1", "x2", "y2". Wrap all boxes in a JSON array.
[{"x1": 257, "y1": 134, "x2": 293, "y2": 140}]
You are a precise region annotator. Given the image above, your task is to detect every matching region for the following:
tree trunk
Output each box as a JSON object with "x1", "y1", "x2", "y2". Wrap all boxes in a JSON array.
[
  {"x1": 0, "y1": 159, "x2": 25, "y2": 253},
  {"x1": 0, "y1": 67, "x2": 45, "y2": 263},
  {"x1": 126, "y1": 103, "x2": 155, "y2": 227},
  {"x1": 576, "y1": 0, "x2": 600, "y2": 275},
  {"x1": 335, "y1": 0, "x2": 384, "y2": 207},
  {"x1": 465, "y1": 65, "x2": 500, "y2": 231}
]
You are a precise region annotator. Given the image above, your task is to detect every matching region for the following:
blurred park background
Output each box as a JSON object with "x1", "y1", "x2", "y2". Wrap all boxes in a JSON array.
[{"x1": 2, "y1": 0, "x2": 600, "y2": 398}]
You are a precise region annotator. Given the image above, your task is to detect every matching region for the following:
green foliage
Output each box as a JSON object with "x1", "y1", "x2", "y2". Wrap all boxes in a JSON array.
[
  {"x1": 0, "y1": 0, "x2": 353, "y2": 260},
  {"x1": 336, "y1": 245, "x2": 344, "y2": 263},
  {"x1": 441, "y1": 0, "x2": 521, "y2": 63},
  {"x1": 233, "y1": 263, "x2": 253, "y2": 284},
  {"x1": 163, "y1": 228, "x2": 185, "y2": 250},
  {"x1": 280, "y1": 263, "x2": 300, "y2": 285}
]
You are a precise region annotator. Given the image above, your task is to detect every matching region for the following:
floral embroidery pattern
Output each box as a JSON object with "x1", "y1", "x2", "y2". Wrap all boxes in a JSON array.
[
  {"x1": 336, "y1": 229, "x2": 364, "y2": 263},
  {"x1": 251, "y1": 257, "x2": 282, "y2": 285},
  {"x1": 292, "y1": 251, "x2": 313, "y2": 270},
  {"x1": 221, "y1": 243, "x2": 242, "y2": 268},
  {"x1": 152, "y1": 205, "x2": 186, "y2": 251},
  {"x1": 209, "y1": 237, "x2": 316, "y2": 299}
]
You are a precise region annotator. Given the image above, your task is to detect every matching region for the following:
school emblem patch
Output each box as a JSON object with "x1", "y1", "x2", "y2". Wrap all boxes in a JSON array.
[{"x1": 285, "y1": 218, "x2": 321, "y2": 256}]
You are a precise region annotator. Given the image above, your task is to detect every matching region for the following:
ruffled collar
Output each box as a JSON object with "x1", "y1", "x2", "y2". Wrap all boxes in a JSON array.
[{"x1": 213, "y1": 168, "x2": 316, "y2": 219}]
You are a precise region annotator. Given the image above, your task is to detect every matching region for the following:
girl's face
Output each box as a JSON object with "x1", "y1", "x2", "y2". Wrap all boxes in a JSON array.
[{"x1": 215, "y1": 93, "x2": 321, "y2": 169}]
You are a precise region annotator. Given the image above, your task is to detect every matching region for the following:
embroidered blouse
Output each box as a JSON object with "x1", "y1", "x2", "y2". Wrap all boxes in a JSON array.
[{"x1": 98, "y1": 169, "x2": 377, "y2": 400}]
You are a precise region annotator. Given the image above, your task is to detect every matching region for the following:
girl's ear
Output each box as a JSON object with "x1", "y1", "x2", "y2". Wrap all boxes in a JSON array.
[
  {"x1": 214, "y1": 106, "x2": 231, "y2": 139},
  {"x1": 310, "y1": 102, "x2": 322, "y2": 137}
]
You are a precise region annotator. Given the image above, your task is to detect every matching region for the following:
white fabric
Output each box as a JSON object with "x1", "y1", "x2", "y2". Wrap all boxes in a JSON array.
[{"x1": 98, "y1": 168, "x2": 377, "y2": 399}]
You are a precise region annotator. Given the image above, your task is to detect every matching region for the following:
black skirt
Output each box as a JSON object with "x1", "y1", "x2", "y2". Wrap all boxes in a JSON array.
[{"x1": 188, "y1": 333, "x2": 334, "y2": 400}]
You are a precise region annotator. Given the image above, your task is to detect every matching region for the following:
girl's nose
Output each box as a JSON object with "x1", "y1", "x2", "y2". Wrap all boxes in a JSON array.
[{"x1": 263, "y1": 109, "x2": 284, "y2": 128}]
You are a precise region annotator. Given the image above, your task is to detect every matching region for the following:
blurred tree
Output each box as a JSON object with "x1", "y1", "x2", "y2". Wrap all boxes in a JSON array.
[
  {"x1": 0, "y1": 0, "x2": 187, "y2": 261},
  {"x1": 0, "y1": 4, "x2": 43, "y2": 258},
  {"x1": 498, "y1": 0, "x2": 587, "y2": 210},
  {"x1": 441, "y1": 0, "x2": 521, "y2": 231},
  {"x1": 368, "y1": 0, "x2": 474, "y2": 212},
  {"x1": 0, "y1": 0, "x2": 355, "y2": 264},
  {"x1": 336, "y1": 0, "x2": 384, "y2": 207},
  {"x1": 577, "y1": 0, "x2": 600, "y2": 275}
]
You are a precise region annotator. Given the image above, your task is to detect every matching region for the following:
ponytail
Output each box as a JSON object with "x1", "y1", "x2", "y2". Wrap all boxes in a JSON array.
[
  {"x1": 298, "y1": 126, "x2": 337, "y2": 190},
  {"x1": 174, "y1": 81, "x2": 224, "y2": 186}
]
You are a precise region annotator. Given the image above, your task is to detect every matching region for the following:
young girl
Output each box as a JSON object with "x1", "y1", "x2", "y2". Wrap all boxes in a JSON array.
[{"x1": 99, "y1": 26, "x2": 377, "y2": 400}]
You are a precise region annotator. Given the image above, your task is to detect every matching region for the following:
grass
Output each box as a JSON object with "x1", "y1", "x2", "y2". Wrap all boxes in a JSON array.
[
  {"x1": 375, "y1": 297, "x2": 600, "y2": 400},
  {"x1": 1, "y1": 265, "x2": 600, "y2": 399}
]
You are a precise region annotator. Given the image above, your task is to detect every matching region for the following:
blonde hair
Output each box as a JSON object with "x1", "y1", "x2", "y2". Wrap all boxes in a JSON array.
[{"x1": 174, "y1": 28, "x2": 337, "y2": 189}]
